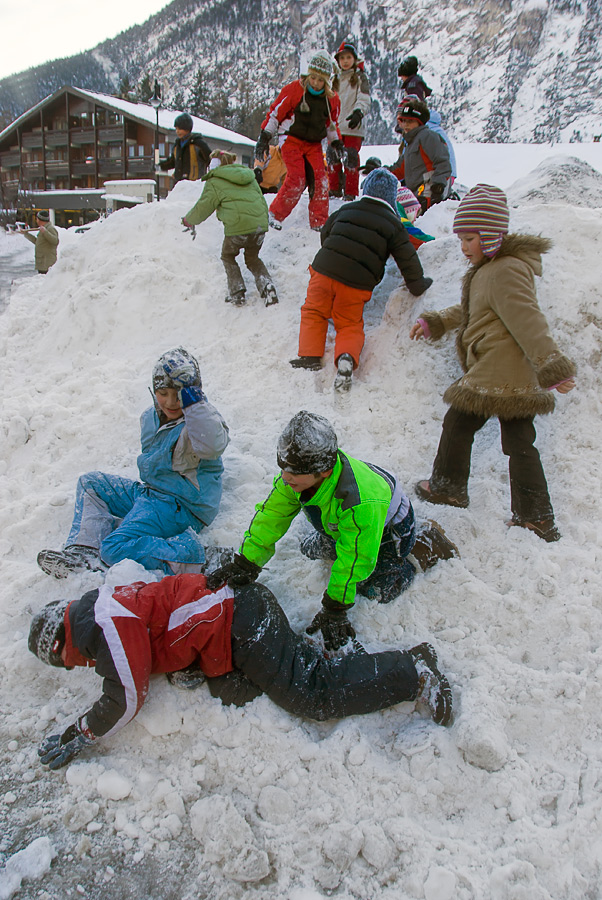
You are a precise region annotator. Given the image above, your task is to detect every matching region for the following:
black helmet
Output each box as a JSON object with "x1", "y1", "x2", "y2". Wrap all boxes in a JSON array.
[
  {"x1": 174, "y1": 113, "x2": 193, "y2": 132},
  {"x1": 29, "y1": 600, "x2": 70, "y2": 667},
  {"x1": 277, "y1": 411, "x2": 338, "y2": 474},
  {"x1": 152, "y1": 347, "x2": 202, "y2": 391}
]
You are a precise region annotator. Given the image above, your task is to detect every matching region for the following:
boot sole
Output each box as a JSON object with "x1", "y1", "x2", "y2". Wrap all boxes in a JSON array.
[{"x1": 415, "y1": 481, "x2": 469, "y2": 509}]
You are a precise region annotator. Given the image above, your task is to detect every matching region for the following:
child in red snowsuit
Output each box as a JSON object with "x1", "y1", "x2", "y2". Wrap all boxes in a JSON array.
[{"x1": 254, "y1": 50, "x2": 343, "y2": 230}]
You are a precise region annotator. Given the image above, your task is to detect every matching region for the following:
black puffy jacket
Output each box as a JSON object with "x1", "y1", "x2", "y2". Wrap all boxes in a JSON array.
[{"x1": 312, "y1": 196, "x2": 431, "y2": 294}]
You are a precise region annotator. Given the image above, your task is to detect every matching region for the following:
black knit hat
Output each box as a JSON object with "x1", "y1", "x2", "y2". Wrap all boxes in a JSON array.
[
  {"x1": 29, "y1": 600, "x2": 70, "y2": 667},
  {"x1": 397, "y1": 97, "x2": 430, "y2": 125},
  {"x1": 277, "y1": 411, "x2": 338, "y2": 474},
  {"x1": 334, "y1": 40, "x2": 358, "y2": 61},
  {"x1": 36, "y1": 210, "x2": 50, "y2": 221},
  {"x1": 398, "y1": 56, "x2": 419, "y2": 77},
  {"x1": 174, "y1": 113, "x2": 193, "y2": 132}
]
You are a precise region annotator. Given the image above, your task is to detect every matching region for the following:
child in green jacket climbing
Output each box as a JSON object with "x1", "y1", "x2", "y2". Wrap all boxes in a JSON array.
[
  {"x1": 183, "y1": 150, "x2": 278, "y2": 307},
  {"x1": 206, "y1": 411, "x2": 458, "y2": 651}
]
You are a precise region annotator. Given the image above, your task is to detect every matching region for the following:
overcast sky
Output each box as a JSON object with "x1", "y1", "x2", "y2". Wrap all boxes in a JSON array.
[{"x1": 0, "y1": 0, "x2": 170, "y2": 80}]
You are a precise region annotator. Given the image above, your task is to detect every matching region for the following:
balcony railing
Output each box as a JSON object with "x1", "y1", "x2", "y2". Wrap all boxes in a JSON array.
[
  {"x1": 72, "y1": 161, "x2": 96, "y2": 176},
  {"x1": 45, "y1": 131, "x2": 69, "y2": 147},
  {"x1": 98, "y1": 159, "x2": 124, "y2": 175},
  {"x1": 46, "y1": 160, "x2": 69, "y2": 174},
  {"x1": 22, "y1": 133, "x2": 44, "y2": 149},
  {"x1": 70, "y1": 128, "x2": 95, "y2": 145},
  {"x1": 0, "y1": 152, "x2": 20, "y2": 167},
  {"x1": 98, "y1": 127, "x2": 124, "y2": 143},
  {"x1": 127, "y1": 157, "x2": 154, "y2": 174}
]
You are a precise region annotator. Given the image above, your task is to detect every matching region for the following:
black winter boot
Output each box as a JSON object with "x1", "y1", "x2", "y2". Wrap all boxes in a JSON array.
[
  {"x1": 290, "y1": 356, "x2": 322, "y2": 370},
  {"x1": 410, "y1": 642, "x2": 453, "y2": 726},
  {"x1": 37, "y1": 546, "x2": 107, "y2": 579},
  {"x1": 225, "y1": 291, "x2": 246, "y2": 306}
]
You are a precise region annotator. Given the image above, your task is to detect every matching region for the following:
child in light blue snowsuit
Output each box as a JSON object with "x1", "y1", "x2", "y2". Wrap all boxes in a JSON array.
[{"x1": 37, "y1": 348, "x2": 230, "y2": 577}]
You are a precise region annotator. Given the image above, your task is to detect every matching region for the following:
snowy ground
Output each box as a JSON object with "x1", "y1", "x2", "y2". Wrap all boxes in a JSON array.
[{"x1": 0, "y1": 150, "x2": 601, "y2": 900}]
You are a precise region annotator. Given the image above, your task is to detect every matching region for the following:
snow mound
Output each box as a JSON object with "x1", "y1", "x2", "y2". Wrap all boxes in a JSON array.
[
  {"x1": 507, "y1": 154, "x2": 602, "y2": 208},
  {"x1": 0, "y1": 151, "x2": 602, "y2": 898}
]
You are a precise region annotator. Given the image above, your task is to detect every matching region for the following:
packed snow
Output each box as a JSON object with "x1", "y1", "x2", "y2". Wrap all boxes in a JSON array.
[{"x1": 0, "y1": 147, "x2": 601, "y2": 900}]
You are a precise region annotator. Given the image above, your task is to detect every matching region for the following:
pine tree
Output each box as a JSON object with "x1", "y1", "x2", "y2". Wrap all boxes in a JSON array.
[{"x1": 138, "y1": 74, "x2": 154, "y2": 102}]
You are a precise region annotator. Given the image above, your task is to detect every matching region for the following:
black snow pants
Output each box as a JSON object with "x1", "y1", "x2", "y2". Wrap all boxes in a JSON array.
[{"x1": 207, "y1": 583, "x2": 419, "y2": 718}]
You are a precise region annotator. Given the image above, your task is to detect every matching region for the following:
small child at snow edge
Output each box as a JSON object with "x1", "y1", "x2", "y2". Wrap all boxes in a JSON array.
[
  {"x1": 410, "y1": 184, "x2": 576, "y2": 542},
  {"x1": 183, "y1": 150, "x2": 278, "y2": 307}
]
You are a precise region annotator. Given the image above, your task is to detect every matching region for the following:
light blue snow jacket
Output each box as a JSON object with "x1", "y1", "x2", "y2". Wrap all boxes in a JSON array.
[{"x1": 137, "y1": 399, "x2": 230, "y2": 526}]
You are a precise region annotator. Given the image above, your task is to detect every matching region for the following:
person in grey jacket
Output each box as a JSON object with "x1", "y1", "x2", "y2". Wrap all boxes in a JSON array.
[
  {"x1": 390, "y1": 98, "x2": 452, "y2": 213},
  {"x1": 21, "y1": 210, "x2": 59, "y2": 273}
]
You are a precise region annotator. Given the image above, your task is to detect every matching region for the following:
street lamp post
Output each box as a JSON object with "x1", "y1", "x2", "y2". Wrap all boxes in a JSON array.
[{"x1": 150, "y1": 81, "x2": 162, "y2": 202}]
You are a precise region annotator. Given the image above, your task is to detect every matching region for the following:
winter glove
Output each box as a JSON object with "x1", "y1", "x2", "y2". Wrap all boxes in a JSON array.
[
  {"x1": 306, "y1": 592, "x2": 356, "y2": 651},
  {"x1": 254, "y1": 166, "x2": 263, "y2": 185},
  {"x1": 182, "y1": 218, "x2": 197, "y2": 240},
  {"x1": 179, "y1": 385, "x2": 206, "y2": 408},
  {"x1": 254, "y1": 130, "x2": 271, "y2": 162},
  {"x1": 326, "y1": 140, "x2": 346, "y2": 166},
  {"x1": 38, "y1": 719, "x2": 95, "y2": 770},
  {"x1": 205, "y1": 553, "x2": 262, "y2": 590},
  {"x1": 346, "y1": 109, "x2": 363, "y2": 130},
  {"x1": 430, "y1": 182, "x2": 445, "y2": 203}
]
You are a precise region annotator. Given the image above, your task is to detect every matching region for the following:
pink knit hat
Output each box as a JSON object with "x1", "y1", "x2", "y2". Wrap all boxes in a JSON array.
[
  {"x1": 396, "y1": 185, "x2": 421, "y2": 221},
  {"x1": 453, "y1": 184, "x2": 509, "y2": 257}
]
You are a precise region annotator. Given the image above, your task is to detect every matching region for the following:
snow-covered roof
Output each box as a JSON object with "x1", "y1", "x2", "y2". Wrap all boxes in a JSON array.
[{"x1": 0, "y1": 86, "x2": 255, "y2": 148}]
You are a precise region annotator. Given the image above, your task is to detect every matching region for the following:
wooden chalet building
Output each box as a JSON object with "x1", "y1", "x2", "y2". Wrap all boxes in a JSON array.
[{"x1": 0, "y1": 86, "x2": 256, "y2": 224}]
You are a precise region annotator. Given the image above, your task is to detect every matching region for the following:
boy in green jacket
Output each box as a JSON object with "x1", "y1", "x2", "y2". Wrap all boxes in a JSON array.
[
  {"x1": 207, "y1": 411, "x2": 457, "y2": 650},
  {"x1": 183, "y1": 150, "x2": 278, "y2": 307}
]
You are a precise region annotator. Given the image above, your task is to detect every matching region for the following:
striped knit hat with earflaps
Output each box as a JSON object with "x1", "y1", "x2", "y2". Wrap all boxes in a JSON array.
[{"x1": 453, "y1": 184, "x2": 510, "y2": 258}]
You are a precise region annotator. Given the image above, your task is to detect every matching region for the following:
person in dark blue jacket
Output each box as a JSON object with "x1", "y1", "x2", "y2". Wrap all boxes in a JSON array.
[{"x1": 37, "y1": 348, "x2": 230, "y2": 578}]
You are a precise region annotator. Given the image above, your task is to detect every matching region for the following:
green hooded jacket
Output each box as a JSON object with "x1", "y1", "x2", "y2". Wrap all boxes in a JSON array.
[
  {"x1": 184, "y1": 164, "x2": 269, "y2": 236},
  {"x1": 239, "y1": 451, "x2": 397, "y2": 605}
]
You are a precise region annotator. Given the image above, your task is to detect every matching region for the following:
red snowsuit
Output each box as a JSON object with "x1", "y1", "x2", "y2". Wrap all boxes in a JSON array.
[{"x1": 261, "y1": 80, "x2": 341, "y2": 228}]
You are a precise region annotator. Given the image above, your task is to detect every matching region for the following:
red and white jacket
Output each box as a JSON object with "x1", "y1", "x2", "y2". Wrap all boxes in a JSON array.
[
  {"x1": 63, "y1": 575, "x2": 234, "y2": 738},
  {"x1": 261, "y1": 79, "x2": 341, "y2": 146}
]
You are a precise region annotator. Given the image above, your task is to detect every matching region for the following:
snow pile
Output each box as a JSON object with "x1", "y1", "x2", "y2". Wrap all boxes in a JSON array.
[
  {"x1": 0, "y1": 152, "x2": 601, "y2": 898},
  {"x1": 0, "y1": 837, "x2": 56, "y2": 899},
  {"x1": 507, "y1": 155, "x2": 602, "y2": 208}
]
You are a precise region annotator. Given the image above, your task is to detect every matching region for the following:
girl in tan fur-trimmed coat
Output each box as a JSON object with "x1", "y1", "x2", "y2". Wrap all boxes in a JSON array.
[{"x1": 409, "y1": 184, "x2": 576, "y2": 542}]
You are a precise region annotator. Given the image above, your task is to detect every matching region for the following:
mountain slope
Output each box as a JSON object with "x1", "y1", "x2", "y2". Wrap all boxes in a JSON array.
[{"x1": 1, "y1": 0, "x2": 600, "y2": 142}]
